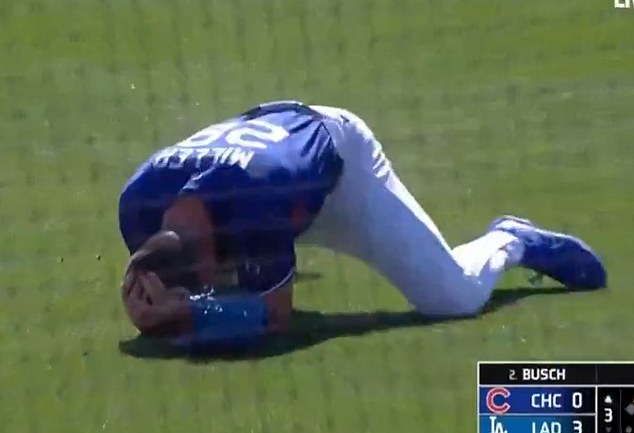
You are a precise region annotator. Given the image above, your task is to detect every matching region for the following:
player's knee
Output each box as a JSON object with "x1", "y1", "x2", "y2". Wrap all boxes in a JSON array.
[
  {"x1": 452, "y1": 282, "x2": 490, "y2": 317},
  {"x1": 431, "y1": 300, "x2": 484, "y2": 318},
  {"x1": 453, "y1": 297, "x2": 487, "y2": 317},
  {"x1": 413, "y1": 281, "x2": 489, "y2": 318}
]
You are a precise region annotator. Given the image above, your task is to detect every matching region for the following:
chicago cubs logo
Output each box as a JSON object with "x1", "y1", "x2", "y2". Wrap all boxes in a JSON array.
[{"x1": 486, "y1": 387, "x2": 511, "y2": 414}]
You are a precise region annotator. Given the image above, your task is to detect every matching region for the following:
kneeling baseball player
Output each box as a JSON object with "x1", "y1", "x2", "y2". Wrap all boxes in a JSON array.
[{"x1": 119, "y1": 101, "x2": 607, "y2": 348}]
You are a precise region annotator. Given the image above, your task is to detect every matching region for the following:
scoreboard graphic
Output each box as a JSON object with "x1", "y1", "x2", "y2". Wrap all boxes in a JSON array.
[{"x1": 478, "y1": 362, "x2": 634, "y2": 433}]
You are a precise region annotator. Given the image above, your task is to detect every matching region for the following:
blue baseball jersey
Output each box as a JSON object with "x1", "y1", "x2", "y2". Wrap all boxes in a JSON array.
[{"x1": 118, "y1": 101, "x2": 343, "y2": 292}]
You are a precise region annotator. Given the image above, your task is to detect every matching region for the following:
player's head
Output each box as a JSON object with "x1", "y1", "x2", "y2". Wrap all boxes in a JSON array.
[{"x1": 129, "y1": 230, "x2": 200, "y2": 290}]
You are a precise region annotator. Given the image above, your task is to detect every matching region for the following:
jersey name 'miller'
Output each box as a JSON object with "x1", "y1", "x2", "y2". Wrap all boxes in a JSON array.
[
  {"x1": 522, "y1": 368, "x2": 566, "y2": 382},
  {"x1": 152, "y1": 145, "x2": 255, "y2": 171}
]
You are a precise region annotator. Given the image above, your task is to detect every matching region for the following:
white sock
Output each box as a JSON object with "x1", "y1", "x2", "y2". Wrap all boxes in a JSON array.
[{"x1": 452, "y1": 230, "x2": 525, "y2": 289}]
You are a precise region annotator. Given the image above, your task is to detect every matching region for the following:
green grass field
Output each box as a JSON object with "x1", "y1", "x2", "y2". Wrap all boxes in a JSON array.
[{"x1": 1, "y1": 0, "x2": 633, "y2": 432}]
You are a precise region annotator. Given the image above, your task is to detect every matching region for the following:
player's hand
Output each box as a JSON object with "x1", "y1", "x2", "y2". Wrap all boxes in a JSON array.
[
  {"x1": 121, "y1": 271, "x2": 192, "y2": 336},
  {"x1": 139, "y1": 272, "x2": 189, "y2": 304}
]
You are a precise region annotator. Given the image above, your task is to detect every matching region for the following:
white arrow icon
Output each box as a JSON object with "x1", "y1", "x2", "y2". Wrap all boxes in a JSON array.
[
  {"x1": 606, "y1": 427, "x2": 612, "y2": 433},
  {"x1": 605, "y1": 395, "x2": 613, "y2": 404}
]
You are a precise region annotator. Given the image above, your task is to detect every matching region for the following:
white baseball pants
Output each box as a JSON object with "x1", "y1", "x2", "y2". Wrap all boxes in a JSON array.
[{"x1": 298, "y1": 106, "x2": 524, "y2": 317}]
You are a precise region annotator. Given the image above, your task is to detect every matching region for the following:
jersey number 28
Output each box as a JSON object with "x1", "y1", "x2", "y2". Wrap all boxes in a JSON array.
[{"x1": 184, "y1": 119, "x2": 290, "y2": 150}]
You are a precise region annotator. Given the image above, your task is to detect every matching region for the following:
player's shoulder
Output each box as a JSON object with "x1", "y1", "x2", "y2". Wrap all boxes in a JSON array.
[
  {"x1": 239, "y1": 101, "x2": 330, "y2": 126},
  {"x1": 241, "y1": 100, "x2": 321, "y2": 117},
  {"x1": 120, "y1": 145, "x2": 192, "y2": 195}
]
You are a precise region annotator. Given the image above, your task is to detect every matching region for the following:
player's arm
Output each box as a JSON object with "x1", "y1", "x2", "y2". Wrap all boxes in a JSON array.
[
  {"x1": 182, "y1": 227, "x2": 297, "y2": 346},
  {"x1": 161, "y1": 194, "x2": 295, "y2": 331},
  {"x1": 160, "y1": 194, "x2": 216, "y2": 286},
  {"x1": 122, "y1": 263, "x2": 293, "y2": 344},
  {"x1": 176, "y1": 163, "x2": 296, "y2": 332},
  {"x1": 124, "y1": 165, "x2": 295, "y2": 344}
]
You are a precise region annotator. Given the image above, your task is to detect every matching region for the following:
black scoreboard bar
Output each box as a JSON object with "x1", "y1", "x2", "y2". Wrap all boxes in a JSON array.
[{"x1": 479, "y1": 362, "x2": 634, "y2": 385}]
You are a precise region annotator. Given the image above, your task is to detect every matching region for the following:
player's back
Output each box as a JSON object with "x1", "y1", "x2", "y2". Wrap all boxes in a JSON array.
[{"x1": 118, "y1": 101, "x2": 343, "y2": 253}]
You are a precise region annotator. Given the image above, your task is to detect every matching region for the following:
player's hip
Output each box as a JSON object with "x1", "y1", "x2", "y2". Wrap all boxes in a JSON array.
[
  {"x1": 299, "y1": 107, "x2": 396, "y2": 253},
  {"x1": 311, "y1": 105, "x2": 391, "y2": 180}
]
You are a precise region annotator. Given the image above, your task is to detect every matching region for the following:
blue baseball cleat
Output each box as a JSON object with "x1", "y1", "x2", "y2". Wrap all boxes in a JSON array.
[{"x1": 489, "y1": 215, "x2": 607, "y2": 290}]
